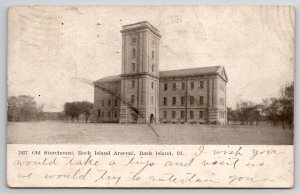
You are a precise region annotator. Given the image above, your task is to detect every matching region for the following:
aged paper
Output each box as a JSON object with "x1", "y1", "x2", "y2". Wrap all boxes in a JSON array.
[
  {"x1": 7, "y1": 145, "x2": 293, "y2": 188},
  {"x1": 7, "y1": 6, "x2": 294, "y2": 188}
]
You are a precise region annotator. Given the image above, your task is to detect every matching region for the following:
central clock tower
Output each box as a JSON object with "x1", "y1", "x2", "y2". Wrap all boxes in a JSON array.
[{"x1": 119, "y1": 21, "x2": 161, "y2": 123}]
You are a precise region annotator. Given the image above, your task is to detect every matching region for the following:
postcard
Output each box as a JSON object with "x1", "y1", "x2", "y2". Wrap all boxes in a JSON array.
[{"x1": 7, "y1": 5, "x2": 294, "y2": 188}]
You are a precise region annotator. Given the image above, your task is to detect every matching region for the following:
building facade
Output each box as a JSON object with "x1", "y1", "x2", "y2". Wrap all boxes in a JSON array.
[{"x1": 94, "y1": 21, "x2": 228, "y2": 124}]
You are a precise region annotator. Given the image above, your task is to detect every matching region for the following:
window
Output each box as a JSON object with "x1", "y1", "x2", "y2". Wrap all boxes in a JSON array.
[
  {"x1": 199, "y1": 111, "x2": 204, "y2": 119},
  {"x1": 172, "y1": 97, "x2": 176, "y2": 106},
  {"x1": 172, "y1": 111, "x2": 176, "y2": 119},
  {"x1": 131, "y1": 80, "x2": 135, "y2": 88},
  {"x1": 190, "y1": 82, "x2": 194, "y2": 90},
  {"x1": 152, "y1": 39, "x2": 156, "y2": 46},
  {"x1": 219, "y1": 110, "x2": 224, "y2": 118},
  {"x1": 132, "y1": 63, "x2": 135, "y2": 71},
  {"x1": 164, "y1": 83, "x2": 168, "y2": 91},
  {"x1": 152, "y1": 64, "x2": 154, "y2": 72},
  {"x1": 102, "y1": 100, "x2": 104, "y2": 106},
  {"x1": 114, "y1": 111, "x2": 118, "y2": 118},
  {"x1": 163, "y1": 111, "x2": 167, "y2": 118},
  {"x1": 131, "y1": 95, "x2": 135, "y2": 104},
  {"x1": 219, "y1": 98, "x2": 225, "y2": 106},
  {"x1": 190, "y1": 96, "x2": 194, "y2": 105},
  {"x1": 151, "y1": 96, "x2": 154, "y2": 105},
  {"x1": 190, "y1": 110, "x2": 194, "y2": 119},
  {"x1": 172, "y1": 83, "x2": 177, "y2": 90},
  {"x1": 108, "y1": 99, "x2": 111, "y2": 107},
  {"x1": 114, "y1": 98, "x2": 118, "y2": 106},
  {"x1": 220, "y1": 83, "x2": 225, "y2": 92},
  {"x1": 152, "y1": 50, "x2": 154, "y2": 59},
  {"x1": 102, "y1": 111, "x2": 104, "y2": 118},
  {"x1": 151, "y1": 82, "x2": 154, "y2": 89},
  {"x1": 200, "y1": 81, "x2": 204, "y2": 89},
  {"x1": 108, "y1": 111, "x2": 111, "y2": 118},
  {"x1": 131, "y1": 37, "x2": 137, "y2": 45},
  {"x1": 181, "y1": 82, "x2": 185, "y2": 90},
  {"x1": 132, "y1": 48, "x2": 136, "y2": 58},
  {"x1": 181, "y1": 96, "x2": 185, "y2": 106},
  {"x1": 200, "y1": 96, "x2": 204, "y2": 105},
  {"x1": 180, "y1": 111, "x2": 184, "y2": 118},
  {"x1": 163, "y1": 97, "x2": 167, "y2": 106}
]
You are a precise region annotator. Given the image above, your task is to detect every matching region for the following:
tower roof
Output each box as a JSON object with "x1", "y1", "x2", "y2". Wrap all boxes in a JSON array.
[{"x1": 121, "y1": 21, "x2": 161, "y2": 37}]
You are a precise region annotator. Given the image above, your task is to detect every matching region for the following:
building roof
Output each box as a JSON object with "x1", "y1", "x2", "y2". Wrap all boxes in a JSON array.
[
  {"x1": 95, "y1": 66, "x2": 227, "y2": 83},
  {"x1": 159, "y1": 66, "x2": 221, "y2": 78}
]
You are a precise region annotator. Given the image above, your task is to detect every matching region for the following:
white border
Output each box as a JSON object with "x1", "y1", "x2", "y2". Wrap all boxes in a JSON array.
[{"x1": 1, "y1": 0, "x2": 298, "y2": 193}]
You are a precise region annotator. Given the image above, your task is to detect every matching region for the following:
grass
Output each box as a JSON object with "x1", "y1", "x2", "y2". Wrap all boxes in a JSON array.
[{"x1": 7, "y1": 121, "x2": 293, "y2": 145}]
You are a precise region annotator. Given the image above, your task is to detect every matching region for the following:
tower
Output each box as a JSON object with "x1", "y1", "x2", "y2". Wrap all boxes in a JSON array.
[{"x1": 119, "y1": 21, "x2": 161, "y2": 123}]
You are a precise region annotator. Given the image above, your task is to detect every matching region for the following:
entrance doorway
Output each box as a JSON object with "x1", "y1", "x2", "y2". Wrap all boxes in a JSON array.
[
  {"x1": 130, "y1": 112, "x2": 138, "y2": 123},
  {"x1": 150, "y1": 114, "x2": 155, "y2": 123}
]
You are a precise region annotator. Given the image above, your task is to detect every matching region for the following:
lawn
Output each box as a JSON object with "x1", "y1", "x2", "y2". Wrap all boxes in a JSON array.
[{"x1": 7, "y1": 121, "x2": 293, "y2": 145}]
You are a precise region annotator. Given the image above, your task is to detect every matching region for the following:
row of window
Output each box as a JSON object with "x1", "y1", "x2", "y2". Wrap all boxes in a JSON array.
[
  {"x1": 101, "y1": 99, "x2": 118, "y2": 107},
  {"x1": 100, "y1": 95, "x2": 205, "y2": 107},
  {"x1": 163, "y1": 110, "x2": 204, "y2": 119},
  {"x1": 98, "y1": 110, "x2": 118, "y2": 118},
  {"x1": 163, "y1": 96, "x2": 204, "y2": 106},
  {"x1": 130, "y1": 95, "x2": 154, "y2": 105},
  {"x1": 130, "y1": 63, "x2": 155, "y2": 73},
  {"x1": 163, "y1": 81, "x2": 204, "y2": 91},
  {"x1": 131, "y1": 48, "x2": 155, "y2": 59},
  {"x1": 131, "y1": 80, "x2": 155, "y2": 89},
  {"x1": 131, "y1": 37, "x2": 156, "y2": 48}
]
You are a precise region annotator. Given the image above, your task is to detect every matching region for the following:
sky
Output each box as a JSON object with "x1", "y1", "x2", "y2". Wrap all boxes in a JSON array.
[{"x1": 8, "y1": 6, "x2": 295, "y2": 112}]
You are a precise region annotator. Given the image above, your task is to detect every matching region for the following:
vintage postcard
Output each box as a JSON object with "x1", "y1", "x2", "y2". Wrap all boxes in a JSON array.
[{"x1": 7, "y1": 5, "x2": 294, "y2": 188}]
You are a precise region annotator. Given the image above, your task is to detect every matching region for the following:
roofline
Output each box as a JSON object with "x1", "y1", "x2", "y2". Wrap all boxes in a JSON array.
[
  {"x1": 95, "y1": 66, "x2": 228, "y2": 83},
  {"x1": 160, "y1": 72, "x2": 219, "y2": 79},
  {"x1": 159, "y1": 65, "x2": 221, "y2": 74},
  {"x1": 121, "y1": 21, "x2": 161, "y2": 38},
  {"x1": 122, "y1": 21, "x2": 160, "y2": 32}
]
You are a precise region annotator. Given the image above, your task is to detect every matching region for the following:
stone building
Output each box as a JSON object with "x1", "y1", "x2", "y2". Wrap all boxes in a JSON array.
[{"x1": 94, "y1": 21, "x2": 228, "y2": 124}]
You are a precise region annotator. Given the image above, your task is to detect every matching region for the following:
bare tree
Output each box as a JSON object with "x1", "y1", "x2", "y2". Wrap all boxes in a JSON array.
[
  {"x1": 7, "y1": 95, "x2": 41, "y2": 122},
  {"x1": 63, "y1": 101, "x2": 94, "y2": 123},
  {"x1": 79, "y1": 101, "x2": 94, "y2": 123}
]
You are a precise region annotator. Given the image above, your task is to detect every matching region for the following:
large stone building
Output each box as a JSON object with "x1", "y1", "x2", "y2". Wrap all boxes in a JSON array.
[{"x1": 94, "y1": 21, "x2": 228, "y2": 124}]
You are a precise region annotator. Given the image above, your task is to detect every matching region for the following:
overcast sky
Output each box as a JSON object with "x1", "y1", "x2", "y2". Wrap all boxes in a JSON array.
[{"x1": 8, "y1": 6, "x2": 295, "y2": 112}]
